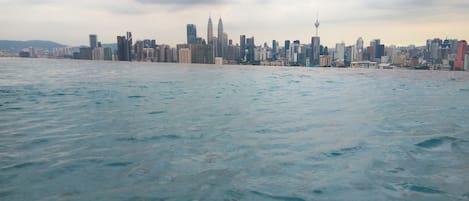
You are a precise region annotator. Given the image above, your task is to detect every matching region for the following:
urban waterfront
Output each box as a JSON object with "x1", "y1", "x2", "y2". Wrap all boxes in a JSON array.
[{"x1": 1, "y1": 58, "x2": 469, "y2": 201}]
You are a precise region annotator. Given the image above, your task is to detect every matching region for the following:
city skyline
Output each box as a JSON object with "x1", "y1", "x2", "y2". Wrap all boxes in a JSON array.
[{"x1": 1, "y1": 0, "x2": 468, "y2": 47}]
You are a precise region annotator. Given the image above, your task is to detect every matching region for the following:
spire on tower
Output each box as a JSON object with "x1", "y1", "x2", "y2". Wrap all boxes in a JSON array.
[{"x1": 314, "y1": 13, "x2": 320, "y2": 36}]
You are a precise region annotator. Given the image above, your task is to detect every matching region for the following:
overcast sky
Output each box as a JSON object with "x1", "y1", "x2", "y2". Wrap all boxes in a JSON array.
[{"x1": 1, "y1": 0, "x2": 468, "y2": 47}]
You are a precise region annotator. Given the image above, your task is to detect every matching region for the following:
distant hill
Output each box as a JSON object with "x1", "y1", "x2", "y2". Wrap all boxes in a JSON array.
[{"x1": 0, "y1": 40, "x2": 67, "y2": 52}]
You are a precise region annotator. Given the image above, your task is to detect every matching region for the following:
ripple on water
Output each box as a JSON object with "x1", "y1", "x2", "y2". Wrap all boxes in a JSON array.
[
  {"x1": 415, "y1": 136, "x2": 461, "y2": 149},
  {"x1": 128, "y1": 96, "x2": 146, "y2": 99},
  {"x1": 116, "y1": 135, "x2": 182, "y2": 143},
  {"x1": 396, "y1": 183, "x2": 444, "y2": 194},
  {"x1": 250, "y1": 191, "x2": 306, "y2": 201},
  {"x1": 148, "y1": 111, "x2": 166, "y2": 115},
  {"x1": 1, "y1": 161, "x2": 45, "y2": 171},
  {"x1": 105, "y1": 162, "x2": 133, "y2": 167}
]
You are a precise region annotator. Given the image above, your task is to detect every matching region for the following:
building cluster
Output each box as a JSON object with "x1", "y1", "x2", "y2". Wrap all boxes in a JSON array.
[
  {"x1": 16, "y1": 17, "x2": 469, "y2": 71},
  {"x1": 72, "y1": 34, "x2": 113, "y2": 61}
]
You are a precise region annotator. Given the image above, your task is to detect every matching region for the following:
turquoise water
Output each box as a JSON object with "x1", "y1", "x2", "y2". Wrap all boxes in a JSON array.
[{"x1": 1, "y1": 58, "x2": 469, "y2": 201}]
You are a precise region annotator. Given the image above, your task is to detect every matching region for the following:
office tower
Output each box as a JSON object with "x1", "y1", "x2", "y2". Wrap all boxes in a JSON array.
[
  {"x1": 356, "y1": 37, "x2": 364, "y2": 61},
  {"x1": 117, "y1": 36, "x2": 128, "y2": 61},
  {"x1": 292, "y1": 40, "x2": 300, "y2": 64},
  {"x1": 103, "y1": 47, "x2": 113, "y2": 61},
  {"x1": 207, "y1": 17, "x2": 214, "y2": 44},
  {"x1": 272, "y1": 40, "x2": 278, "y2": 61},
  {"x1": 455, "y1": 40, "x2": 467, "y2": 70},
  {"x1": 77, "y1": 47, "x2": 93, "y2": 60},
  {"x1": 222, "y1": 32, "x2": 228, "y2": 59},
  {"x1": 240, "y1": 35, "x2": 246, "y2": 62},
  {"x1": 143, "y1": 39, "x2": 151, "y2": 48},
  {"x1": 187, "y1": 24, "x2": 197, "y2": 44},
  {"x1": 284, "y1": 40, "x2": 290, "y2": 59},
  {"x1": 246, "y1": 37, "x2": 255, "y2": 64},
  {"x1": 191, "y1": 44, "x2": 214, "y2": 64},
  {"x1": 126, "y1": 32, "x2": 133, "y2": 61},
  {"x1": 89, "y1": 34, "x2": 98, "y2": 49},
  {"x1": 345, "y1": 46, "x2": 353, "y2": 66},
  {"x1": 135, "y1": 41, "x2": 144, "y2": 62},
  {"x1": 430, "y1": 38, "x2": 442, "y2": 64},
  {"x1": 311, "y1": 37, "x2": 320, "y2": 66},
  {"x1": 117, "y1": 33, "x2": 132, "y2": 61},
  {"x1": 369, "y1": 39, "x2": 383, "y2": 61},
  {"x1": 179, "y1": 48, "x2": 191, "y2": 64},
  {"x1": 335, "y1": 42, "x2": 345, "y2": 66},
  {"x1": 227, "y1": 40, "x2": 236, "y2": 63},
  {"x1": 217, "y1": 18, "x2": 224, "y2": 57},
  {"x1": 92, "y1": 48, "x2": 104, "y2": 60}
]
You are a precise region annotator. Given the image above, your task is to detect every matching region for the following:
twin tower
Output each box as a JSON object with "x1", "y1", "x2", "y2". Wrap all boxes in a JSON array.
[{"x1": 207, "y1": 17, "x2": 227, "y2": 59}]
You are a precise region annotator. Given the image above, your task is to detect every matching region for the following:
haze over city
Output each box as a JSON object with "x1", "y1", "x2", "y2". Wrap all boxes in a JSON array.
[{"x1": 1, "y1": 0, "x2": 469, "y2": 47}]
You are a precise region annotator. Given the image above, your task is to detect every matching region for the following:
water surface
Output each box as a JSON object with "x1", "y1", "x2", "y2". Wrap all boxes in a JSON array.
[{"x1": 1, "y1": 58, "x2": 469, "y2": 201}]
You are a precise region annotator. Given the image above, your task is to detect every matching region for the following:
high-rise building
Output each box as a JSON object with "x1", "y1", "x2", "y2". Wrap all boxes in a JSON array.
[
  {"x1": 311, "y1": 37, "x2": 320, "y2": 66},
  {"x1": 246, "y1": 37, "x2": 256, "y2": 64},
  {"x1": 292, "y1": 40, "x2": 301, "y2": 64},
  {"x1": 92, "y1": 48, "x2": 104, "y2": 60},
  {"x1": 345, "y1": 45, "x2": 353, "y2": 66},
  {"x1": 103, "y1": 47, "x2": 113, "y2": 61},
  {"x1": 272, "y1": 40, "x2": 278, "y2": 61},
  {"x1": 76, "y1": 47, "x2": 93, "y2": 60},
  {"x1": 222, "y1": 32, "x2": 228, "y2": 59},
  {"x1": 207, "y1": 17, "x2": 214, "y2": 45},
  {"x1": 187, "y1": 24, "x2": 197, "y2": 44},
  {"x1": 455, "y1": 40, "x2": 467, "y2": 70},
  {"x1": 356, "y1": 37, "x2": 364, "y2": 61},
  {"x1": 127, "y1": 32, "x2": 133, "y2": 61},
  {"x1": 216, "y1": 18, "x2": 224, "y2": 57},
  {"x1": 117, "y1": 32, "x2": 132, "y2": 61},
  {"x1": 369, "y1": 39, "x2": 384, "y2": 61},
  {"x1": 431, "y1": 38, "x2": 442, "y2": 64},
  {"x1": 284, "y1": 40, "x2": 290, "y2": 60},
  {"x1": 335, "y1": 42, "x2": 345, "y2": 66},
  {"x1": 240, "y1": 35, "x2": 246, "y2": 62},
  {"x1": 117, "y1": 36, "x2": 128, "y2": 61},
  {"x1": 179, "y1": 48, "x2": 191, "y2": 64},
  {"x1": 135, "y1": 41, "x2": 144, "y2": 62},
  {"x1": 89, "y1": 34, "x2": 98, "y2": 49},
  {"x1": 191, "y1": 44, "x2": 214, "y2": 64}
]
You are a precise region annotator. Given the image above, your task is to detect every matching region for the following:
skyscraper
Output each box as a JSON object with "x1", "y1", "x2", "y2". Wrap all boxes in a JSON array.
[
  {"x1": 455, "y1": 40, "x2": 467, "y2": 70},
  {"x1": 222, "y1": 33, "x2": 228, "y2": 59},
  {"x1": 246, "y1": 37, "x2": 255, "y2": 64},
  {"x1": 217, "y1": 18, "x2": 224, "y2": 58},
  {"x1": 272, "y1": 40, "x2": 278, "y2": 61},
  {"x1": 117, "y1": 36, "x2": 128, "y2": 61},
  {"x1": 187, "y1": 24, "x2": 197, "y2": 44},
  {"x1": 127, "y1": 32, "x2": 133, "y2": 61},
  {"x1": 89, "y1": 34, "x2": 98, "y2": 49},
  {"x1": 117, "y1": 32, "x2": 132, "y2": 61},
  {"x1": 240, "y1": 35, "x2": 246, "y2": 62},
  {"x1": 311, "y1": 37, "x2": 320, "y2": 66},
  {"x1": 207, "y1": 17, "x2": 213, "y2": 45},
  {"x1": 335, "y1": 42, "x2": 345, "y2": 66},
  {"x1": 191, "y1": 44, "x2": 214, "y2": 64},
  {"x1": 356, "y1": 37, "x2": 364, "y2": 61}
]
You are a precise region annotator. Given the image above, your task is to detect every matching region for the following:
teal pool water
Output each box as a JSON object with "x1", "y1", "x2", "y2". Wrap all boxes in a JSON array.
[{"x1": 1, "y1": 58, "x2": 469, "y2": 201}]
